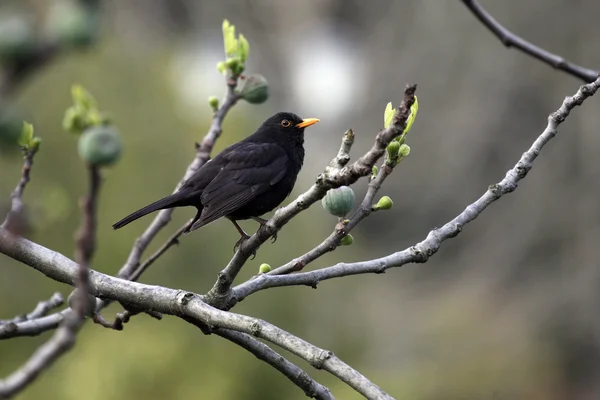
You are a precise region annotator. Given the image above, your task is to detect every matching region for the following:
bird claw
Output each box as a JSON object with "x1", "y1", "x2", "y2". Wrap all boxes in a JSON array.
[
  {"x1": 233, "y1": 233, "x2": 251, "y2": 253},
  {"x1": 270, "y1": 232, "x2": 278, "y2": 243}
]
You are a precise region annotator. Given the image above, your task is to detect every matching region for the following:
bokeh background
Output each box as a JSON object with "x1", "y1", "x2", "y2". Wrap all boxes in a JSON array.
[{"x1": 2, "y1": 0, "x2": 600, "y2": 399}]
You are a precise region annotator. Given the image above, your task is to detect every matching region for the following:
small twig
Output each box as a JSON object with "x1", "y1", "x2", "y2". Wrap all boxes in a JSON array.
[
  {"x1": 127, "y1": 219, "x2": 192, "y2": 282},
  {"x1": 462, "y1": 0, "x2": 599, "y2": 83},
  {"x1": 231, "y1": 77, "x2": 600, "y2": 301},
  {"x1": 2, "y1": 145, "x2": 40, "y2": 234},
  {"x1": 0, "y1": 293, "x2": 64, "y2": 325},
  {"x1": 206, "y1": 85, "x2": 418, "y2": 304},
  {"x1": 215, "y1": 329, "x2": 335, "y2": 400}
]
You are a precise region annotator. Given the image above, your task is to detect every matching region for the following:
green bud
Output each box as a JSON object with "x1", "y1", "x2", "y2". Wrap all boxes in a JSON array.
[
  {"x1": 383, "y1": 102, "x2": 394, "y2": 129},
  {"x1": 216, "y1": 61, "x2": 227, "y2": 75},
  {"x1": 71, "y1": 84, "x2": 97, "y2": 110},
  {"x1": 18, "y1": 122, "x2": 34, "y2": 148},
  {"x1": 373, "y1": 196, "x2": 393, "y2": 211},
  {"x1": 222, "y1": 19, "x2": 237, "y2": 57},
  {"x1": 237, "y1": 34, "x2": 250, "y2": 62},
  {"x1": 371, "y1": 166, "x2": 379, "y2": 180},
  {"x1": 78, "y1": 125, "x2": 123, "y2": 166},
  {"x1": 399, "y1": 144, "x2": 410, "y2": 157},
  {"x1": 322, "y1": 186, "x2": 355, "y2": 218},
  {"x1": 63, "y1": 106, "x2": 87, "y2": 134},
  {"x1": 29, "y1": 137, "x2": 42, "y2": 152},
  {"x1": 259, "y1": 263, "x2": 271, "y2": 274},
  {"x1": 0, "y1": 14, "x2": 35, "y2": 61},
  {"x1": 340, "y1": 234, "x2": 354, "y2": 246},
  {"x1": 241, "y1": 74, "x2": 269, "y2": 104},
  {"x1": 227, "y1": 58, "x2": 245, "y2": 76},
  {"x1": 386, "y1": 140, "x2": 400, "y2": 159},
  {"x1": 208, "y1": 96, "x2": 219, "y2": 111}
]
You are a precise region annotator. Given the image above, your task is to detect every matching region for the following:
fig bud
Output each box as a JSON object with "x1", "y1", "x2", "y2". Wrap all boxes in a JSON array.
[
  {"x1": 241, "y1": 74, "x2": 269, "y2": 104},
  {"x1": 340, "y1": 234, "x2": 354, "y2": 246},
  {"x1": 322, "y1": 186, "x2": 355, "y2": 217},
  {"x1": 78, "y1": 125, "x2": 122, "y2": 166},
  {"x1": 259, "y1": 263, "x2": 271, "y2": 274},
  {"x1": 373, "y1": 196, "x2": 393, "y2": 211}
]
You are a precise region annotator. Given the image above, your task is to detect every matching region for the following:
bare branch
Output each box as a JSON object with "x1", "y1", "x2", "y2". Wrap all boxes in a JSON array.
[
  {"x1": 1, "y1": 144, "x2": 40, "y2": 235},
  {"x1": 462, "y1": 0, "x2": 599, "y2": 83},
  {"x1": 207, "y1": 85, "x2": 418, "y2": 303},
  {"x1": 0, "y1": 311, "x2": 66, "y2": 340},
  {"x1": 0, "y1": 292, "x2": 63, "y2": 325},
  {"x1": 232, "y1": 77, "x2": 600, "y2": 300},
  {"x1": 216, "y1": 330, "x2": 335, "y2": 400},
  {"x1": 0, "y1": 229, "x2": 393, "y2": 400}
]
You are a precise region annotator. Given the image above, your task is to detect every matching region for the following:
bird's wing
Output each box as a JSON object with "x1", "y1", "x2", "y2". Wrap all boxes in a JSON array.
[{"x1": 190, "y1": 142, "x2": 288, "y2": 230}]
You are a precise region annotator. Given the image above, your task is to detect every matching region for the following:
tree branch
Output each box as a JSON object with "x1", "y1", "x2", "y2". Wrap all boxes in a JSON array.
[
  {"x1": 206, "y1": 84, "x2": 418, "y2": 304},
  {"x1": 461, "y1": 0, "x2": 599, "y2": 83},
  {"x1": 232, "y1": 77, "x2": 600, "y2": 301},
  {"x1": 0, "y1": 228, "x2": 393, "y2": 400},
  {"x1": 215, "y1": 330, "x2": 335, "y2": 400}
]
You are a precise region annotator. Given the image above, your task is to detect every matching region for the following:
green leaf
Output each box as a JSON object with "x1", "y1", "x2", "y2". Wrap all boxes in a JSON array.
[
  {"x1": 404, "y1": 95, "x2": 419, "y2": 134},
  {"x1": 384, "y1": 102, "x2": 394, "y2": 129},
  {"x1": 222, "y1": 19, "x2": 237, "y2": 57},
  {"x1": 237, "y1": 34, "x2": 249, "y2": 62},
  {"x1": 30, "y1": 137, "x2": 42, "y2": 152},
  {"x1": 18, "y1": 121, "x2": 33, "y2": 147},
  {"x1": 71, "y1": 84, "x2": 97, "y2": 110},
  {"x1": 216, "y1": 61, "x2": 227, "y2": 75}
]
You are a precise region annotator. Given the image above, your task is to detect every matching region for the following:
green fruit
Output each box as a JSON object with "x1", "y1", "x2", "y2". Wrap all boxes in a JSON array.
[
  {"x1": 259, "y1": 263, "x2": 271, "y2": 274},
  {"x1": 0, "y1": 14, "x2": 35, "y2": 61},
  {"x1": 241, "y1": 74, "x2": 269, "y2": 104},
  {"x1": 46, "y1": 1, "x2": 98, "y2": 48},
  {"x1": 78, "y1": 126, "x2": 122, "y2": 166},
  {"x1": 322, "y1": 186, "x2": 355, "y2": 217},
  {"x1": 386, "y1": 140, "x2": 400, "y2": 159},
  {"x1": 208, "y1": 96, "x2": 219, "y2": 111},
  {"x1": 373, "y1": 196, "x2": 393, "y2": 211},
  {"x1": 340, "y1": 234, "x2": 354, "y2": 246}
]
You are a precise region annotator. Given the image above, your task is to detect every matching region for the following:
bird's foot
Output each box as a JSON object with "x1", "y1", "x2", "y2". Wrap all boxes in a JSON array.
[
  {"x1": 233, "y1": 232, "x2": 251, "y2": 253},
  {"x1": 251, "y1": 216, "x2": 277, "y2": 243}
]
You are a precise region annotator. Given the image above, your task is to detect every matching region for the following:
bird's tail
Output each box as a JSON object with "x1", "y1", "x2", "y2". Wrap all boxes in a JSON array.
[{"x1": 112, "y1": 192, "x2": 188, "y2": 229}]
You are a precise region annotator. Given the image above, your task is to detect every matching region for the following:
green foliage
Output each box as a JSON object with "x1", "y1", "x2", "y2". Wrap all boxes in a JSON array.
[
  {"x1": 63, "y1": 84, "x2": 110, "y2": 135},
  {"x1": 218, "y1": 19, "x2": 251, "y2": 77},
  {"x1": 17, "y1": 121, "x2": 42, "y2": 153}
]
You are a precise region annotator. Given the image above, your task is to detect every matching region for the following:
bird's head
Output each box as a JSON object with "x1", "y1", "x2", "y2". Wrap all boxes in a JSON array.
[{"x1": 255, "y1": 112, "x2": 319, "y2": 145}]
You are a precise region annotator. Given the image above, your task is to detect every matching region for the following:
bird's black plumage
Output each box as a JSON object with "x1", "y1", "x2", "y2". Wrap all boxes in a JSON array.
[{"x1": 112, "y1": 112, "x2": 319, "y2": 244}]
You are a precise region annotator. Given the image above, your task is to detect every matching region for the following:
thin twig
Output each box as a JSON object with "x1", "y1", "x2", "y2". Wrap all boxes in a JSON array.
[
  {"x1": 462, "y1": 0, "x2": 599, "y2": 83},
  {"x1": 231, "y1": 77, "x2": 600, "y2": 301},
  {"x1": 206, "y1": 85, "x2": 418, "y2": 306},
  {"x1": 0, "y1": 293, "x2": 64, "y2": 325},
  {"x1": 215, "y1": 330, "x2": 335, "y2": 400},
  {"x1": 1, "y1": 145, "x2": 39, "y2": 234}
]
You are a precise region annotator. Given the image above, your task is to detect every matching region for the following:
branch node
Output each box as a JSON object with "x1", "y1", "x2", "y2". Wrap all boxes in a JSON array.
[{"x1": 309, "y1": 350, "x2": 333, "y2": 370}]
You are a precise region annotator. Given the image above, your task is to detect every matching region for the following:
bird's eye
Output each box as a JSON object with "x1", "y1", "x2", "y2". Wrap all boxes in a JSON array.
[{"x1": 281, "y1": 119, "x2": 291, "y2": 127}]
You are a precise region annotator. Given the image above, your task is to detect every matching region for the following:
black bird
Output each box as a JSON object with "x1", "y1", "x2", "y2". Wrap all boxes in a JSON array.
[{"x1": 112, "y1": 112, "x2": 319, "y2": 248}]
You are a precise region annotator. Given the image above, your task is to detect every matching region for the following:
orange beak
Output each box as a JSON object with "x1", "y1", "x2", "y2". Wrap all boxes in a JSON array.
[{"x1": 295, "y1": 118, "x2": 320, "y2": 128}]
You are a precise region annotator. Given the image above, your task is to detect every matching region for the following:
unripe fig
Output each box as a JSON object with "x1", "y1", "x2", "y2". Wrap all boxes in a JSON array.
[
  {"x1": 259, "y1": 263, "x2": 271, "y2": 274},
  {"x1": 241, "y1": 74, "x2": 269, "y2": 104},
  {"x1": 322, "y1": 186, "x2": 355, "y2": 217},
  {"x1": 78, "y1": 125, "x2": 122, "y2": 166}
]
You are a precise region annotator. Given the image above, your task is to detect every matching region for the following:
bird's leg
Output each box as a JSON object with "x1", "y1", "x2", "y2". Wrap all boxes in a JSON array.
[
  {"x1": 230, "y1": 220, "x2": 253, "y2": 255},
  {"x1": 251, "y1": 216, "x2": 277, "y2": 243}
]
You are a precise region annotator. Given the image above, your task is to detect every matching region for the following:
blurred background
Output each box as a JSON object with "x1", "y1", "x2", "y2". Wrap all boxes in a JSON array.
[{"x1": 1, "y1": 0, "x2": 600, "y2": 399}]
